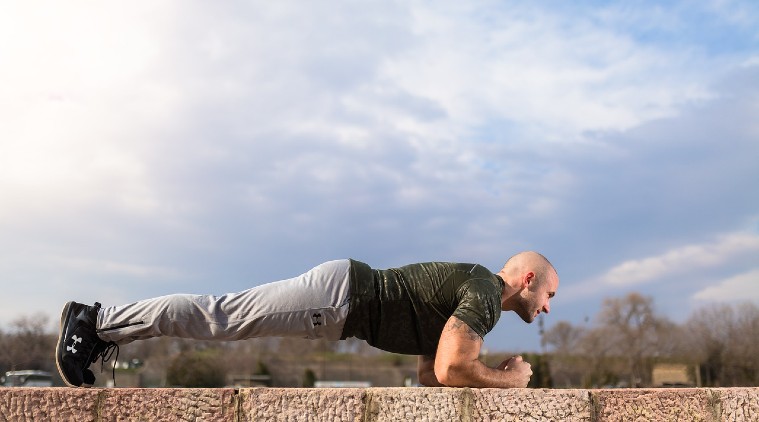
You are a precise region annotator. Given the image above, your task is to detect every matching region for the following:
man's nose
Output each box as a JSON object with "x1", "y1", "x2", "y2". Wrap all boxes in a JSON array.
[{"x1": 543, "y1": 302, "x2": 551, "y2": 314}]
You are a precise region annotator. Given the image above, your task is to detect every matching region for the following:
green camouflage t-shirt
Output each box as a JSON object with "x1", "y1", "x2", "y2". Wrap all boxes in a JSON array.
[{"x1": 341, "y1": 259, "x2": 503, "y2": 355}]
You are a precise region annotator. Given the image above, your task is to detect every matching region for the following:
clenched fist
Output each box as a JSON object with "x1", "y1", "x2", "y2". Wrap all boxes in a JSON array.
[{"x1": 497, "y1": 355, "x2": 533, "y2": 388}]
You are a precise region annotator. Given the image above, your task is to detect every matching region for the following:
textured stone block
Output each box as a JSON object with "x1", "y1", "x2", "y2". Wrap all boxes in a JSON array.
[
  {"x1": 4, "y1": 385, "x2": 759, "y2": 421},
  {"x1": 240, "y1": 387, "x2": 366, "y2": 422},
  {"x1": 593, "y1": 388, "x2": 717, "y2": 421},
  {"x1": 472, "y1": 388, "x2": 591, "y2": 421},
  {"x1": 364, "y1": 387, "x2": 467, "y2": 422},
  {"x1": 714, "y1": 387, "x2": 759, "y2": 421},
  {"x1": 99, "y1": 388, "x2": 236, "y2": 421},
  {"x1": 0, "y1": 387, "x2": 99, "y2": 421}
]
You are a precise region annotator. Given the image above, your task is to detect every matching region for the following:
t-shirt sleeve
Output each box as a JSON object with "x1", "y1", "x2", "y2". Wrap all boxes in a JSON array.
[{"x1": 451, "y1": 279, "x2": 502, "y2": 339}]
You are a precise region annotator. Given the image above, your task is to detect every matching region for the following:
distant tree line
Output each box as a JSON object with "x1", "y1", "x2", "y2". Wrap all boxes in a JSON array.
[
  {"x1": 0, "y1": 313, "x2": 56, "y2": 375},
  {"x1": 543, "y1": 293, "x2": 759, "y2": 388}
]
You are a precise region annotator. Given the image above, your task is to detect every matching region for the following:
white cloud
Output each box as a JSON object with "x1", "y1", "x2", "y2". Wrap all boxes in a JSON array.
[
  {"x1": 600, "y1": 233, "x2": 759, "y2": 286},
  {"x1": 0, "y1": 2, "x2": 735, "y2": 227},
  {"x1": 744, "y1": 56, "x2": 759, "y2": 67},
  {"x1": 0, "y1": 3, "x2": 176, "y2": 226},
  {"x1": 384, "y1": 2, "x2": 718, "y2": 144},
  {"x1": 693, "y1": 269, "x2": 759, "y2": 301},
  {"x1": 48, "y1": 256, "x2": 186, "y2": 279}
]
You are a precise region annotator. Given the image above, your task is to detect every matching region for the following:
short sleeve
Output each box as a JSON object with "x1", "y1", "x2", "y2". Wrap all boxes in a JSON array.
[{"x1": 451, "y1": 278, "x2": 502, "y2": 339}]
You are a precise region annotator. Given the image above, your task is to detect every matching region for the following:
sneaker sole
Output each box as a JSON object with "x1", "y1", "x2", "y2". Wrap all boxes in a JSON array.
[{"x1": 55, "y1": 301, "x2": 93, "y2": 388}]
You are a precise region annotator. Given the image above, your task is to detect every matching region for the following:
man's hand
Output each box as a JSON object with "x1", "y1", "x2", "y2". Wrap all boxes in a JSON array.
[{"x1": 497, "y1": 356, "x2": 532, "y2": 388}]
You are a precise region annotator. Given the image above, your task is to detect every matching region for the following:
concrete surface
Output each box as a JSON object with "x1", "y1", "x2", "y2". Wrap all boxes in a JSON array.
[{"x1": 0, "y1": 387, "x2": 757, "y2": 421}]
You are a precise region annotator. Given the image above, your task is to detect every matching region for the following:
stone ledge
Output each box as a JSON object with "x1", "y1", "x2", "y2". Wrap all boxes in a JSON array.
[{"x1": 0, "y1": 387, "x2": 756, "y2": 421}]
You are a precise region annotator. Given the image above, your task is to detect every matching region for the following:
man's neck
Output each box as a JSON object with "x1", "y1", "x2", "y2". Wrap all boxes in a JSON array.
[{"x1": 497, "y1": 270, "x2": 523, "y2": 310}]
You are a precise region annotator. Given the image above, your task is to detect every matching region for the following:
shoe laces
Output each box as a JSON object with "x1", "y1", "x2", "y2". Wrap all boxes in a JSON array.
[{"x1": 94, "y1": 342, "x2": 120, "y2": 387}]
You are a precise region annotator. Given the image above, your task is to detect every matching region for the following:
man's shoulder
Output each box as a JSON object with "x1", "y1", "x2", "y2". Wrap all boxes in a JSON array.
[{"x1": 400, "y1": 261, "x2": 491, "y2": 273}]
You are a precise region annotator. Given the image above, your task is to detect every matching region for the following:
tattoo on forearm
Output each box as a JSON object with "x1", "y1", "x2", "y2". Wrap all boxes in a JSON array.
[{"x1": 446, "y1": 318, "x2": 481, "y2": 342}]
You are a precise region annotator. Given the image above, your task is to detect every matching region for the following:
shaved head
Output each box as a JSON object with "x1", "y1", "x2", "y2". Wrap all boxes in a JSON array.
[{"x1": 503, "y1": 251, "x2": 557, "y2": 285}]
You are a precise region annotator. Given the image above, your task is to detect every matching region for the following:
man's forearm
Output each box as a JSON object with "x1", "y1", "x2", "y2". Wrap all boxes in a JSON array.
[{"x1": 437, "y1": 359, "x2": 524, "y2": 388}]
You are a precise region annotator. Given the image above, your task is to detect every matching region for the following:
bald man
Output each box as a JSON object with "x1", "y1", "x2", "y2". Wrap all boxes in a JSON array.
[{"x1": 56, "y1": 251, "x2": 558, "y2": 388}]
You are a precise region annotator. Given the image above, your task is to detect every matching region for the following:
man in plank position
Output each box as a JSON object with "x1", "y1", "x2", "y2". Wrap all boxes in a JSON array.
[{"x1": 56, "y1": 251, "x2": 558, "y2": 388}]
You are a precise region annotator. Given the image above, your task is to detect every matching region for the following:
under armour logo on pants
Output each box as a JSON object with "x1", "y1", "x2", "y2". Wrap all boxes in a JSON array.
[{"x1": 312, "y1": 313, "x2": 322, "y2": 326}]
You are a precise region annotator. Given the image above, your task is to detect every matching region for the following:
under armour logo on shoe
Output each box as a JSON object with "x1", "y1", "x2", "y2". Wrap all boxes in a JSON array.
[
  {"x1": 67, "y1": 335, "x2": 83, "y2": 353},
  {"x1": 312, "y1": 313, "x2": 322, "y2": 326}
]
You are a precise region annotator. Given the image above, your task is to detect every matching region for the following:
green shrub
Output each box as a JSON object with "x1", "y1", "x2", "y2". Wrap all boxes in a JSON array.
[{"x1": 166, "y1": 349, "x2": 227, "y2": 387}]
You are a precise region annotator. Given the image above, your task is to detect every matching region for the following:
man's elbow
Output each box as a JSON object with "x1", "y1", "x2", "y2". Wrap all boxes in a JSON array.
[
  {"x1": 418, "y1": 373, "x2": 441, "y2": 387},
  {"x1": 434, "y1": 362, "x2": 470, "y2": 387},
  {"x1": 417, "y1": 368, "x2": 439, "y2": 387}
]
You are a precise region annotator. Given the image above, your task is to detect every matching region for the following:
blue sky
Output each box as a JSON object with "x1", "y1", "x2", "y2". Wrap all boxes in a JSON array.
[{"x1": 1, "y1": 1, "x2": 758, "y2": 352}]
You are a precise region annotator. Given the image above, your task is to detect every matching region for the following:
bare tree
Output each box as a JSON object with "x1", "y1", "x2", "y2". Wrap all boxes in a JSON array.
[
  {"x1": 729, "y1": 302, "x2": 759, "y2": 385},
  {"x1": 577, "y1": 325, "x2": 619, "y2": 387},
  {"x1": 595, "y1": 293, "x2": 674, "y2": 386},
  {"x1": 543, "y1": 321, "x2": 582, "y2": 354},
  {"x1": 0, "y1": 313, "x2": 54, "y2": 372},
  {"x1": 543, "y1": 321, "x2": 586, "y2": 387},
  {"x1": 685, "y1": 302, "x2": 759, "y2": 386}
]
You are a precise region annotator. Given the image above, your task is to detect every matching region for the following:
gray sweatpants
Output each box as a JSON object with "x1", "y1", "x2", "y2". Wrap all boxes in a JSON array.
[{"x1": 96, "y1": 260, "x2": 352, "y2": 345}]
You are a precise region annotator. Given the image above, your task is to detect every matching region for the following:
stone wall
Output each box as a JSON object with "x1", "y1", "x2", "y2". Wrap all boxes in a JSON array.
[{"x1": 1, "y1": 387, "x2": 757, "y2": 421}]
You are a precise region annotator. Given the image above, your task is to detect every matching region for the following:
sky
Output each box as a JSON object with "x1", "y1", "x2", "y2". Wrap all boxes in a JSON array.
[{"x1": 1, "y1": 0, "x2": 758, "y2": 353}]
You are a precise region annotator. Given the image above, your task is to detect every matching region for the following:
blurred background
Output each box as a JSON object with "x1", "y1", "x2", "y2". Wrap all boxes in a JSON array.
[{"x1": 1, "y1": 1, "x2": 757, "y2": 387}]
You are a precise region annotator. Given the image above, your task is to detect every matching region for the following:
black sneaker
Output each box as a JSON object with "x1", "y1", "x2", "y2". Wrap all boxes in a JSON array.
[{"x1": 55, "y1": 301, "x2": 118, "y2": 387}]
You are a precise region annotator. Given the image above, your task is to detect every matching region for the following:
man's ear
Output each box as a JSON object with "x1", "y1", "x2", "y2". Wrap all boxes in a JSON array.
[{"x1": 522, "y1": 272, "x2": 535, "y2": 289}]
